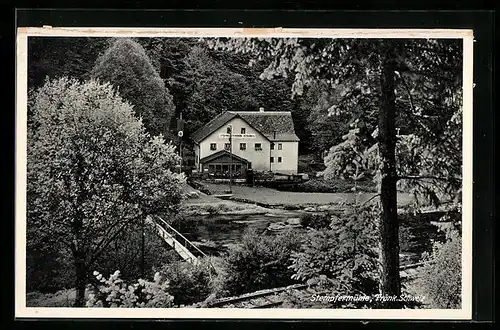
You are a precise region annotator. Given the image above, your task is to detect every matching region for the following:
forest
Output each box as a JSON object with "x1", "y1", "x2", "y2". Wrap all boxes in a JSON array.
[{"x1": 26, "y1": 36, "x2": 463, "y2": 309}]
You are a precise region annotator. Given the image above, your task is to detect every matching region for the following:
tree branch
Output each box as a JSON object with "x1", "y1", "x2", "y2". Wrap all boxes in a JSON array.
[
  {"x1": 87, "y1": 219, "x2": 136, "y2": 268},
  {"x1": 397, "y1": 175, "x2": 461, "y2": 182},
  {"x1": 361, "y1": 193, "x2": 380, "y2": 206}
]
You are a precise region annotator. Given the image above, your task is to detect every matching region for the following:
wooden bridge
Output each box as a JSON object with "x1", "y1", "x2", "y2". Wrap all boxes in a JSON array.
[{"x1": 147, "y1": 215, "x2": 209, "y2": 266}]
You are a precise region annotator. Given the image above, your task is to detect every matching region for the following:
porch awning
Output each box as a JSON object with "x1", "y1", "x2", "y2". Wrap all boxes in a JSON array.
[{"x1": 200, "y1": 150, "x2": 250, "y2": 165}]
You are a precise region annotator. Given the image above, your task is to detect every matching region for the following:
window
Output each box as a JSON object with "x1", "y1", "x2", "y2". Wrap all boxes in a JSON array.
[
  {"x1": 278, "y1": 143, "x2": 283, "y2": 150},
  {"x1": 240, "y1": 143, "x2": 246, "y2": 150},
  {"x1": 241, "y1": 127, "x2": 246, "y2": 134},
  {"x1": 227, "y1": 126, "x2": 232, "y2": 134},
  {"x1": 271, "y1": 143, "x2": 275, "y2": 150},
  {"x1": 270, "y1": 157, "x2": 274, "y2": 163},
  {"x1": 210, "y1": 143, "x2": 217, "y2": 151},
  {"x1": 254, "y1": 143, "x2": 262, "y2": 151},
  {"x1": 278, "y1": 157, "x2": 282, "y2": 163},
  {"x1": 196, "y1": 155, "x2": 199, "y2": 164},
  {"x1": 225, "y1": 143, "x2": 231, "y2": 150}
]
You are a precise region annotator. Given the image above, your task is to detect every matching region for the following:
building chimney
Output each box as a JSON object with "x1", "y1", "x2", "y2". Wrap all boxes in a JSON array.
[{"x1": 259, "y1": 107, "x2": 264, "y2": 112}]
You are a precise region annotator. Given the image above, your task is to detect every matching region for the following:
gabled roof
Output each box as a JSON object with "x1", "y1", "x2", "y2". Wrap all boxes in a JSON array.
[
  {"x1": 191, "y1": 112, "x2": 238, "y2": 144},
  {"x1": 235, "y1": 111, "x2": 300, "y2": 142},
  {"x1": 190, "y1": 110, "x2": 300, "y2": 143},
  {"x1": 199, "y1": 150, "x2": 250, "y2": 164}
]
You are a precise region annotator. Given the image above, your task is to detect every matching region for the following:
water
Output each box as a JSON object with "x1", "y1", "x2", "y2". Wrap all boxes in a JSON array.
[
  {"x1": 173, "y1": 210, "x2": 446, "y2": 263},
  {"x1": 175, "y1": 212, "x2": 298, "y2": 251}
]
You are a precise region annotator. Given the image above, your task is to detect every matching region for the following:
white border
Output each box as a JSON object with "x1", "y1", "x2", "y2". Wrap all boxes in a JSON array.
[{"x1": 15, "y1": 27, "x2": 474, "y2": 320}]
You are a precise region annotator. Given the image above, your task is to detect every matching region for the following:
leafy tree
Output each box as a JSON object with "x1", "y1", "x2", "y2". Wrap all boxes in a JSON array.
[
  {"x1": 181, "y1": 46, "x2": 258, "y2": 138},
  {"x1": 91, "y1": 38, "x2": 176, "y2": 138},
  {"x1": 137, "y1": 37, "x2": 198, "y2": 119},
  {"x1": 91, "y1": 221, "x2": 179, "y2": 284},
  {"x1": 28, "y1": 37, "x2": 110, "y2": 89},
  {"x1": 208, "y1": 38, "x2": 462, "y2": 301},
  {"x1": 27, "y1": 78, "x2": 184, "y2": 306}
]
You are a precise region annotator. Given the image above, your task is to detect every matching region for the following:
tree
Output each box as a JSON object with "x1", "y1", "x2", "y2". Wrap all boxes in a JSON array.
[
  {"x1": 181, "y1": 46, "x2": 258, "y2": 138},
  {"x1": 90, "y1": 38, "x2": 176, "y2": 138},
  {"x1": 27, "y1": 78, "x2": 185, "y2": 306},
  {"x1": 28, "y1": 37, "x2": 110, "y2": 89},
  {"x1": 208, "y1": 37, "x2": 462, "y2": 302}
]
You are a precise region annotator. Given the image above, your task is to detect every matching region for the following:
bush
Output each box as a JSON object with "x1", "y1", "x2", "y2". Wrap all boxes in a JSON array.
[
  {"x1": 86, "y1": 270, "x2": 174, "y2": 308},
  {"x1": 299, "y1": 212, "x2": 332, "y2": 229},
  {"x1": 411, "y1": 230, "x2": 462, "y2": 308},
  {"x1": 216, "y1": 229, "x2": 303, "y2": 297},
  {"x1": 290, "y1": 205, "x2": 379, "y2": 298},
  {"x1": 160, "y1": 259, "x2": 214, "y2": 306}
]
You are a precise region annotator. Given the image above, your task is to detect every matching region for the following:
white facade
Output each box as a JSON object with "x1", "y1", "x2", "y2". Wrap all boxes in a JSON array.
[{"x1": 194, "y1": 117, "x2": 299, "y2": 174}]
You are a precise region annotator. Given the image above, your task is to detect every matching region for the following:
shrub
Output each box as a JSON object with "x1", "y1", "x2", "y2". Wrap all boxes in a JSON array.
[
  {"x1": 86, "y1": 270, "x2": 174, "y2": 308},
  {"x1": 299, "y1": 212, "x2": 332, "y2": 229},
  {"x1": 217, "y1": 229, "x2": 303, "y2": 297},
  {"x1": 290, "y1": 205, "x2": 379, "y2": 298},
  {"x1": 410, "y1": 229, "x2": 462, "y2": 308},
  {"x1": 160, "y1": 259, "x2": 214, "y2": 306}
]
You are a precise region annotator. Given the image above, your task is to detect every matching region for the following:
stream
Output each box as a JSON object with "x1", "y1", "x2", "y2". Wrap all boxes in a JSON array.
[{"x1": 172, "y1": 207, "x2": 446, "y2": 265}]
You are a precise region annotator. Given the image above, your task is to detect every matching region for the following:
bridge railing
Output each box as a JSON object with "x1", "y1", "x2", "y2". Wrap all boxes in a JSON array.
[{"x1": 152, "y1": 215, "x2": 217, "y2": 273}]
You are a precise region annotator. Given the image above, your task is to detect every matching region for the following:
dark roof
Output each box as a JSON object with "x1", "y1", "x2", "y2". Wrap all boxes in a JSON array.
[
  {"x1": 191, "y1": 112, "x2": 237, "y2": 144},
  {"x1": 191, "y1": 111, "x2": 300, "y2": 143},
  {"x1": 199, "y1": 150, "x2": 250, "y2": 164},
  {"x1": 236, "y1": 111, "x2": 300, "y2": 142}
]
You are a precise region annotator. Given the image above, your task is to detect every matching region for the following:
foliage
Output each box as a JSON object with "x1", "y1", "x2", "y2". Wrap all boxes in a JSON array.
[
  {"x1": 290, "y1": 205, "x2": 379, "y2": 296},
  {"x1": 160, "y1": 259, "x2": 215, "y2": 306},
  {"x1": 208, "y1": 37, "x2": 462, "y2": 204},
  {"x1": 27, "y1": 77, "x2": 184, "y2": 305},
  {"x1": 181, "y1": 46, "x2": 258, "y2": 138},
  {"x1": 321, "y1": 125, "x2": 378, "y2": 181},
  {"x1": 299, "y1": 212, "x2": 331, "y2": 230},
  {"x1": 304, "y1": 81, "x2": 368, "y2": 155},
  {"x1": 28, "y1": 37, "x2": 111, "y2": 89},
  {"x1": 91, "y1": 221, "x2": 179, "y2": 284},
  {"x1": 411, "y1": 229, "x2": 462, "y2": 308},
  {"x1": 26, "y1": 238, "x2": 75, "y2": 293},
  {"x1": 208, "y1": 37, "x2": 462, "y2": 297},
  {"x1": 26, "y1": 288, "x2": 87, "y2": 307},
  {"x1": 91, "y1": 38, "x2": 176, "y2": 138},
  {"x1": 86, "y1": 270, "x2": 174, "y2": 308},
  {"x1": 217, "y1": 229, "x2": 303, "y2": 297}
]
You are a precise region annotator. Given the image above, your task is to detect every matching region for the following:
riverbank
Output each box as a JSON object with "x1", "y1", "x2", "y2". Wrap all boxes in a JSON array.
[
  {"x1": 181, "y1": 183, "x2": 291, "y2": 216},
  {"x1": 195, "y1": 182, "x2": 415, "y2": 209}
]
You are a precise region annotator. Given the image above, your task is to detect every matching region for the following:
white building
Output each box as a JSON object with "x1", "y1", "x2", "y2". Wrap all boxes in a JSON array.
[{"x1": 191, "y1": 109, "x2": 300, "y2": 175}]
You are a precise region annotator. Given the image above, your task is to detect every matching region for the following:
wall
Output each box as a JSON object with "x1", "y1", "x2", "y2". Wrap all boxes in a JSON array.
[
  {"x1": 199, "y1": 117, "x2": 271, "y2": 172},
  {"x1": 270, "y1": 141, "x2": 299, "y2": 174}
]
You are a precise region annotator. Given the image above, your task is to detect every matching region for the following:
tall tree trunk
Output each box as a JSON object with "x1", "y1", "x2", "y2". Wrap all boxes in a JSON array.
[
  {"x1": 377, "y1": 52, "x2": 401, "y2": 302},
  {"x1": 73, "y1": 252, "x2": 87, "y2": 307}
]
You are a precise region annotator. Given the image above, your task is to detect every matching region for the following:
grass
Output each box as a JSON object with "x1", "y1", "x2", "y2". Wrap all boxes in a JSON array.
[
  {"x1": 200, "y1": 182, "x2": 414, "y2": 208},
  {"x1": 26, "y1": 288, "x2": 92, "y2": 307}
]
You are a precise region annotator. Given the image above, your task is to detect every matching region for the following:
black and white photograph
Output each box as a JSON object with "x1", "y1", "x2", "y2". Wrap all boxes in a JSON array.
[{"x1": 15, "y1": 27, "x2": 473, "y2": 319}]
